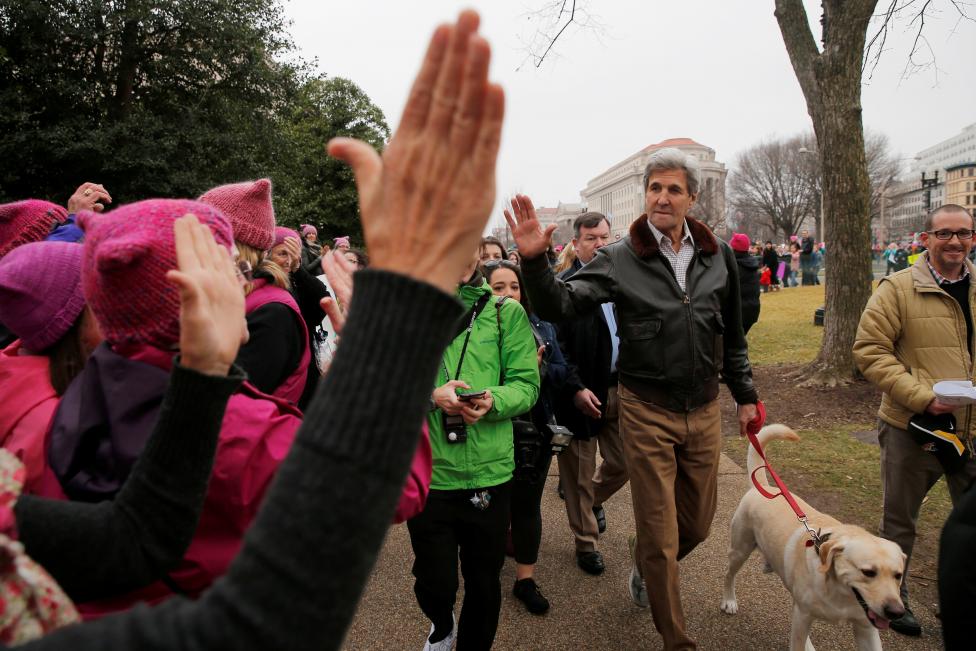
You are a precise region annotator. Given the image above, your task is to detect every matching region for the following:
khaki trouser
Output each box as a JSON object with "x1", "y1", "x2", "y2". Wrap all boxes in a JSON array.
[
  {"x1": 878, "y1": 420, "x2": 976, "y2": 601},
  {"x1": 558, "y1": 387, "x2": 629, "y2": 552},
  {"x1": 618, "y1": 384, "x2": 722, "y2": 651}
]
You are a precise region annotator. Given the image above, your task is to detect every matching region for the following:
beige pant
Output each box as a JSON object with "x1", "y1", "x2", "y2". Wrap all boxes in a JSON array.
[
  {"x1": 618, "y1": 384, "x2": 722, "y2": 651},
  {"x1": 558, "y1": 387, "x2": 629, "y2": 552}
]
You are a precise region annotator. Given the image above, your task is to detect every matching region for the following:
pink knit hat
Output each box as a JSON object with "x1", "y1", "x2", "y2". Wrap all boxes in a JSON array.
[
  {"x1": 0, "y1": 200, "x2": 67, "y2": 258},
  {"x1": 300, "y1": 224, "x2": 317, "y2": 238},
  {"x1": 273, "y1": 226, "x2": 299, "y2": 249},
  {"x1": 0, "y1": 242, "x2": 85, "y2": 351},
  {"x1": 729, "y1": 233, "x2": 750, "y2": 253},
  {"x1": 198, "y1": 179, "x2": 275, "y2": 251},
  {"x1": 79, "y1": 199, "x2": 233, "y2": 349},
  {"x1": 333, "y1": 236, "x2": 350, "y2": 250}
]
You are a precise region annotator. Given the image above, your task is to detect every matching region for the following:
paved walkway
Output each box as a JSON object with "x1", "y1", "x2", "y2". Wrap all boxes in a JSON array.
[{"x1": 343, "y1": 454, "x2": 944, "y2": 650}]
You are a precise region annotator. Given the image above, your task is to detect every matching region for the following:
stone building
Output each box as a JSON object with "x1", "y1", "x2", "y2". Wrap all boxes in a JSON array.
[
  {"x1": 580, "y1": 138, "x2": 728, "y2": 239},
  {"x1": 945, "y1": 162, "x2": 976, "y2": 215}
]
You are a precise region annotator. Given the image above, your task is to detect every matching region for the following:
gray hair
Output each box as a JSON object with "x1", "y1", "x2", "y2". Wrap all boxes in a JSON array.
[{"x1": 642, "y1": 147, "x2": 701, "y2": 196}]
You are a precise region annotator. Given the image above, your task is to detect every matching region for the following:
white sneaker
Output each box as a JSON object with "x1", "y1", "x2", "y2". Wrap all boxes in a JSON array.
[{"x1": 422, "y1": 613, "x2": 456, "y2": 651}]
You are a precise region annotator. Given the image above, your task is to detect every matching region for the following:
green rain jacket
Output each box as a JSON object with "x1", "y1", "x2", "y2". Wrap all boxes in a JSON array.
[{"x1": 428, "y1": 280, "x2": 541, "y2": 490}]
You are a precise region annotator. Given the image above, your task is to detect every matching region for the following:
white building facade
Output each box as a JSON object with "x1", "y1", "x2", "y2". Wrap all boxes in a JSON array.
[{"x1": 579, "y1": 138, "x2": 728, "y2": 239}]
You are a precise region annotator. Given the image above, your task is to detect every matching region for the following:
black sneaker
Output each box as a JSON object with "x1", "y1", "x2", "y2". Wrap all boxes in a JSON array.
[
  {"x1": 890, "y1": 606, "x2": 922, "y2": 636},
  {"x1": 576, "y1": 551, "x2": 605, "y2": 575},
  {"x1": 513, "y1": 578, "x2": 550, "y2": 615},
  {"x1": 593, "y1": 504, "x2": 607, "y2": 534}
]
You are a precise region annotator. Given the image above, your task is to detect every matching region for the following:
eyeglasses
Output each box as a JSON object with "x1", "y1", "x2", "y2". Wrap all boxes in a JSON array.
[
  {"x1": 236, "y1": 260, "x2": 254, "y2": 283},
  {"x1": 928, "y1": 229, "x2": 975, "y2": 241}
]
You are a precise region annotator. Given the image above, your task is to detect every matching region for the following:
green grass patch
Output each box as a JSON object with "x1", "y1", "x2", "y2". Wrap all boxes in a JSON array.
[
  {"x1": 723, "y1": 424, "x2": 953, "y2": 536},
  {"x1": 747, "y1": 285, "x2": 825, "y2": 365}
]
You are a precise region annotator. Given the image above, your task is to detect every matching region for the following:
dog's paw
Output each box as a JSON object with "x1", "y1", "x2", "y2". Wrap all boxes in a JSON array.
[{"x1": 720, "y1": 597, "x2": 738, "y2": 615}]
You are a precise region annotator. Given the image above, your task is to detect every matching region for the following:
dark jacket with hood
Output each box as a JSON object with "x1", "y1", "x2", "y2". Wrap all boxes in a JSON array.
[
  {"x1": 522, "y1": 215, "x2": 758, "y2": 413},
  {"x1": 734, "y1": 250, "x2": 761, "y2": 333}
]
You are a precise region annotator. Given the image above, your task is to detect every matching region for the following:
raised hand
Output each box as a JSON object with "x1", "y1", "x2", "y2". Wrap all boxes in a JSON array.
[
  {"x1": 67, "y1": 182, "x2": 112, "y2": 214},
  {"x1": 504, "y1": 194, "x2": 555, "y2": 260},
  {"x1": 326, "y1": 10, "x2": 504, "y2": 294},
  {"x1": 166, "y1": 214, "x2": 248, "y2": 376},
  {"x1": 321, "y1": 250, "x2": 355, "y2": 309},
  {"x1": 283, "y1": 237, "x2": 302, "y2": 272}
]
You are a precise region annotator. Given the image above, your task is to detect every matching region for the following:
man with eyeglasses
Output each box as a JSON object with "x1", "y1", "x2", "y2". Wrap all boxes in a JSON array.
[{"x1": 854, "y1": 203, "x2": 976, "y2": 637}]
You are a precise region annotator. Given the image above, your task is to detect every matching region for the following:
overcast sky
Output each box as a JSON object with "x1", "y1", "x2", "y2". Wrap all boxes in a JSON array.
[{"x1": 285, "y1": 1, "x2": 976, "y2": 229}]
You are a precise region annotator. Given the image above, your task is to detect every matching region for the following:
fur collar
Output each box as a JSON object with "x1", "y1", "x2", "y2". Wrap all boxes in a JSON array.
[{"x1": 628, "y1": 214, "x2": 719, "y2": 259}]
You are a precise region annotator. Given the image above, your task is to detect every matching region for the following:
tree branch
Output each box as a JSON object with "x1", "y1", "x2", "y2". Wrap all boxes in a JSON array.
[{"x1": 774, "y1": 0, "x2": 824, "y2": 120}]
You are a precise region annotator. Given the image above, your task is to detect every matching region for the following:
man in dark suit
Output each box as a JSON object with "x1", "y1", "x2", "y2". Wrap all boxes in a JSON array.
[{"x1": 554, "y1": 212, "x2": 629, "y2": 575}]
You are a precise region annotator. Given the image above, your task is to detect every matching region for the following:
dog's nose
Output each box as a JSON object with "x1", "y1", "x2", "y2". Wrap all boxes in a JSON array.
[{"x1": 884, "y1": 603, "x2": 905, "y2": 619}]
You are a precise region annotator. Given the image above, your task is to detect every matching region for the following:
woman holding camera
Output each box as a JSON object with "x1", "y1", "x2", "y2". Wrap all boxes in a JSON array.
[
  {"x1": 484, "y1": 260, "x2": 570, "y2": 616},
  {"x1": 410, "y1": 252, "x2": 540, "y2": 651}
]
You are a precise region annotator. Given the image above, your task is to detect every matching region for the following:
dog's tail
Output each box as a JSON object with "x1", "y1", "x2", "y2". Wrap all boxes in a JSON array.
[{"x1": 746, "y1": 424, "x2": 800, "y2": 488}]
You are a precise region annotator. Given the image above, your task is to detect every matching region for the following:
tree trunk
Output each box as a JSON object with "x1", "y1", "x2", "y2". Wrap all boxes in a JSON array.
[{"x1": 775, "y1": 0, "x2": 877, "y2": 384}]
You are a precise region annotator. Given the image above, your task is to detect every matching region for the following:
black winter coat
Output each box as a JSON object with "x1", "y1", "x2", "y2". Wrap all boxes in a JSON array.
[
  {"x1": 734, "y1": 251, "x2": 761, "y2": 334},
  {"x1": 551, "y1": 260, "x2": 615, "y2": 440}
]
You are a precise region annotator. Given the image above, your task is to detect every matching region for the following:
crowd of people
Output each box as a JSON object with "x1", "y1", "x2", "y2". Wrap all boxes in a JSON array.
[{"x1": 0, "y1": 9, "x2": 973, "y2": 651}]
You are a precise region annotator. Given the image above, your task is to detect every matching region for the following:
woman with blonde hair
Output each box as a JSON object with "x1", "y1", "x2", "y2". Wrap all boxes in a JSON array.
[
  {"x1": 200, "y1": 179, "x2": 310, "y2": 405},
  {"x1": 554, "y1": 241, "x2": 576, "y2": 273}
]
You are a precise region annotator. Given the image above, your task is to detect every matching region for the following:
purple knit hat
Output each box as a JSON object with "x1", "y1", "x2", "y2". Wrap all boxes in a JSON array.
[
  {"x1": 0, "y1": 242, "x2": 86, "y2": 351},
  {"x1": 79, "y1": 199, "x2": 233, "y2": 350},
  {"x1": 273, "y1": 226, "x2": 299, "y2": 249},
  {"x1": 0, "y1": 200, "x2": 67, "y2": 258},
  {"x1": 198, "y1": 179, "x2": 275, "y2": 250}
]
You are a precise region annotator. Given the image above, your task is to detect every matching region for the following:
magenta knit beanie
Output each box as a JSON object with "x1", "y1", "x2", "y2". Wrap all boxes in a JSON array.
[
  {"x1": 273, "y1": 226, "x2": 299, "y2": 249},
  {"x1": 0, "y1": 200, "x2": 67, "y2": 258},
  {"x1": 198, "y1": 179, "x2": 275, "y2": 251},
  {"x1": 0, "y1": 242, "x2": 85, "y2": 352},
  {"x1": 300, "y1": 224, "x2": 317, "y2": 238},
  {"x1": 79, "y1": 199, "x2": 233, "y2": 350},
  {"x1": 729, "y1": 233, "x2": 750, "y2": 253}
]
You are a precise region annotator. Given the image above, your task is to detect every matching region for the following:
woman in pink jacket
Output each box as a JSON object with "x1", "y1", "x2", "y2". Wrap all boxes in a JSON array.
[
  {"x1": 39, "y1": 200, "x2": 303, "y2": 617},
  {"x1": 0, "y1": 241, "x2": 101, "y2": 492}
]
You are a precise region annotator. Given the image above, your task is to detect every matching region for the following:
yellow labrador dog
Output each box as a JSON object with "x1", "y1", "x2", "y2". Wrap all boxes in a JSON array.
[{"x1": 720, "y1": 424, "x2": 907, "y2": 650}]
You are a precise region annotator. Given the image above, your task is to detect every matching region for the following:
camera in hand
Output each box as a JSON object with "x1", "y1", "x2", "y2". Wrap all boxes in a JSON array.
[
  {"x1": 443, "y1": 412, "x2": 468, "y2": 444},
  {"x1": 546, "y1": 424, "x2": 574, "y2": 455}
]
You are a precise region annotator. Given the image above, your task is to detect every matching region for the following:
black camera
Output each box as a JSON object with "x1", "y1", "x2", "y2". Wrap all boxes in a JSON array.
[
  {"x1": 546, "y1": 424, "x2": 574, "y2": 455},
  {"x1": 443, "y1": 413, "x2": 468, "y2": 444},
  {"x1": 513, "y1": 419, "x2": 542, "y2": 482}
]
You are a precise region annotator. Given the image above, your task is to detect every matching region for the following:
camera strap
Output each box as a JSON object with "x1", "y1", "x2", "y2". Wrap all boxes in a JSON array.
[{"x1": 449, "y1": 293, "x2": 491, "y2": 380}]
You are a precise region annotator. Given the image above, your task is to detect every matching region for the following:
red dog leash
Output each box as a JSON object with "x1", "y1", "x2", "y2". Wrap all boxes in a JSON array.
[{"x1": 744, "y1": 401, "x2": 824, "y2": 552}]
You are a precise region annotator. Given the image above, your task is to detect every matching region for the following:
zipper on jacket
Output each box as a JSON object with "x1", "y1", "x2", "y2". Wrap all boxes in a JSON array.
[{"x1": 684, "y1": 291, "x2": 694, "y2": 411}]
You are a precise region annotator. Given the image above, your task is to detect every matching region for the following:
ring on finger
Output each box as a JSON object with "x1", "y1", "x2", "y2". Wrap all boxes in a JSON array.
[{"x1": 83, "y1": 188, "x2": 92, "y2": 196}]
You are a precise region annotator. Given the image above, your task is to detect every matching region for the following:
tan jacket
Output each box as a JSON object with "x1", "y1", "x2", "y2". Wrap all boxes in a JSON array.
[{"x1": 853, "y1": 252, "x2": 976, "y2": 436}]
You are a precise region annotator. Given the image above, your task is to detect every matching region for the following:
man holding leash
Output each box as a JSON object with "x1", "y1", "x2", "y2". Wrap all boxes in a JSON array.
[
  {"x1": 508, "y1": 147, "x2": 759, "y2": 651},
  {"x1": 854, "y1": 204, "x2": 976, "y2": 637}
]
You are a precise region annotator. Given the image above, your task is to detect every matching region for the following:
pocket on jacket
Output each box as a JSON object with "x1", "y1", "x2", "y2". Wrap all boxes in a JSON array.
[{"x1": 621, "y1": 318, "x2": 662, "y2": 341}]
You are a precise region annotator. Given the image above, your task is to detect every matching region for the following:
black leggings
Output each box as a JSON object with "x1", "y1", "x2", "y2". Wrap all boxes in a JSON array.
[
  {"x1": 408, "y1": 482, "x2": 512, "y2": 651},
  {"x1": 510, "y1": 447, "x2": 553, "y2": 565}
]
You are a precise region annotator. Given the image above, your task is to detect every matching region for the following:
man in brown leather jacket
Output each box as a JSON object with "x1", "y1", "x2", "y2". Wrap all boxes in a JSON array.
[{"x1": 507, "y1": 147, "x2": 759, "y2": 651}]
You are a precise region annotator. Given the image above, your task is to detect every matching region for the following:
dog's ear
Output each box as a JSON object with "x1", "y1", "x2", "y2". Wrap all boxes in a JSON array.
[{"x1": 818, "y1": 536, "x2": 844, "y2": 573}]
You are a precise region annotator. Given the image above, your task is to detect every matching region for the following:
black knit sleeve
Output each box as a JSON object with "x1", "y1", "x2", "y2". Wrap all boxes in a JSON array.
[
  {"x1": 21, "y1": 270, "x2": 462, "y2": 651},
  {"x1": 15, "y1": 361, "x2": 244, "y2": 602}
]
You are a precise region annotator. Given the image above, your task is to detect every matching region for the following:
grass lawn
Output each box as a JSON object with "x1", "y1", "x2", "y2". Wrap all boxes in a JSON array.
[
  {"x1": 728, "y1": 283, "x2": 953, "y2": 565},
  {"x1": 748, "y1": 285, "x2": 825, "y2": 365}
]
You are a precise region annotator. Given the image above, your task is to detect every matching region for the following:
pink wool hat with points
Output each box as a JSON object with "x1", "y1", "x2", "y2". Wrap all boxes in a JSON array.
[
  {"x1": 0, "y1": 200, "x2": 67, "y2": 258},
  {"x1": 198, "y1": 179, "x2": 275, "y2": 250},
  {"x1": 79, "y1": 199, "x2": 233, "y2": 350},
  {"x1": 273, "y1": 226, "x2": 299, "y2": 249},
  {"x1": 0, "y1": 242, "x2": 85, "y2": 352},
  {"x1": 729, "y1": 233, "x2": 750, "y2": 253}
]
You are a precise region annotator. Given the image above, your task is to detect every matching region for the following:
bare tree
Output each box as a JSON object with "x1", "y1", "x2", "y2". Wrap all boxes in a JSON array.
[
  {"x1": 729, "y1": 135, "x2": 818, "y2": 244},
  {"x1": 689, "y1": 181, "x2": 727, "y2": 233}
]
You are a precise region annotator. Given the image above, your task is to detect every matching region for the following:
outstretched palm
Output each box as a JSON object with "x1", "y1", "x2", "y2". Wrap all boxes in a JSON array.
[{"x1": 504, "y1": 194, "x2": 555, "y2": 260}]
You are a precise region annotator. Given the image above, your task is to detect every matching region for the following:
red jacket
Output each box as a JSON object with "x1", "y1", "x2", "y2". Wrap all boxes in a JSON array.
[{"x1": 0, "y1": 341, "x2": 58, "y2": 494}]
